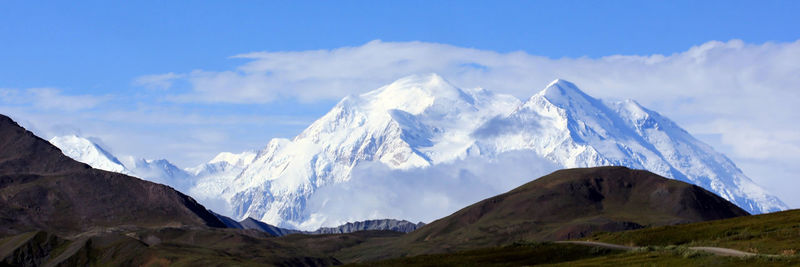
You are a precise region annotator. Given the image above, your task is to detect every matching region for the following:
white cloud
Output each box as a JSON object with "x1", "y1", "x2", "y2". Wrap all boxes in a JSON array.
[
  {"x1": 5, "y1": 39, "x2": 799, "y2": 211},
  {"x1": 134, "y1": 72, "x2": 183, "y2": 90},
  {"x1": 0, "y1": 87, "x2": 109, "y2": 111},
  {"x1": 300, "y1": 151, "x2": 558, "y2": 230},
  {"x1": 140, "y1": 39, "x2": 800, "y2": 208},
  {"x1": 705, "y1": 120, "x2": 800, "y2": 161},
  {"x1": 0, "y1": 105, "x2": 315, "y2": 168}
]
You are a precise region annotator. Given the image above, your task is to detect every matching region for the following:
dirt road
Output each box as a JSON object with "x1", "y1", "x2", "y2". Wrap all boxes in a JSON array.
[{"x1": 555, "y1": 240, "x2": 766, "y2": 257}]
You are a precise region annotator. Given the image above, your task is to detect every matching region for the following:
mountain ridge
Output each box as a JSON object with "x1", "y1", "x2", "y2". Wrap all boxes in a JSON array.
[
  {"x1": 45, "y1": 74, "x2": 787, "y2": 229},
  {"x1": 0, "y1": 114, "x2": 226, "y2": 236},
  {"x1": 212, "y1": 212, "x2": 424, "y2": 236},
  {"x1": 219, "y1": 75, "x2": 783, "y2": 228},
  {"x1": 328, "y1": 166, "x2": 750, "y2": 261}
]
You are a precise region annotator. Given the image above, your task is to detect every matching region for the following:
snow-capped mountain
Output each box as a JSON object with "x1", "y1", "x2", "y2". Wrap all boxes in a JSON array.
[
  {"x1": 198, "y1": 74, "x2": 786, "y2": 229},
  {"x1": 120, "y1": 157, "x2": 194, "y2": 192},
  {"x1": 49, "y1": 135, "x2": 197, "y2": 192},
  {"x1": 49, "y1": 74, "x2": 788, "y2": 230},
  {"x1": 188, "y1": 151, "x2": 256, "y2": 200},
  {"x1": 49, "y1": 135, "x2": 130, "y2": 175},
  {"x1": 49, "y1": 134, "x2": 255, "y2": 201}
]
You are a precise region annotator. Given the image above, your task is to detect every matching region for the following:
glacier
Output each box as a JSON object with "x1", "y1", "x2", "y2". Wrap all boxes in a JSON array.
[
  {"x1": 200, "y1": 74, "x2": 787, "y2": 228},
  {"x1": 51, "y1": 74, "x2": 788, "y2": 230},
  {"x1": 49, "y1": 135, "x2": 130, "y2": 175},
  {"x1": 49, "y1": 135, "x2": 252, "y2": 195}
]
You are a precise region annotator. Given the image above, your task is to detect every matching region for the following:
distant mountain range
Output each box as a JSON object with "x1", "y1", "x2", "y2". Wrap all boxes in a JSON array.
[
  {"x1": 48, "y1": 134, "x2": 251, "y2": 195},
  {"x1": 48, "y1": 74, "x2": 787, "y2": 230},
  {"x1": 251, "y1": 166, "x2": 753, "y2": 263},
  {"x1": 216, "y1": 214, "x2": 425, "y2": 236},
  {"x1": 0, "y1": 114, "x2": 779, "y2": 265},
  {"x1": 47, "y1": 134, "x2": 425, "y2": 235},
  {"x1": 0, "y1": 115, "x2": 225, "y2": 237}
]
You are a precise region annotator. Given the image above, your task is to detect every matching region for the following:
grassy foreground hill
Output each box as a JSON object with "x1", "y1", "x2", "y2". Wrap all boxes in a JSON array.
[
  {"x1": 589, "y1": 209, "x2": 800, "y2": 255},
  {"x1": 354, "y1": 209, "x2": 800, "y2": 266},
  {"x1": 0, "y1": 227, "x2": 339, "y2": 266},
  {"x1": 355, "y1": 242, "x2": 800, "y2": 267},
  {"x1": 0, "y1": 115, "x2": 338, "y2": 265},
  {"x1": 286, "y1": 167, "x2": 749, "y2": 263},
  {"x1": 1, "y1": 113, "x2": 793, "y2": 266}
]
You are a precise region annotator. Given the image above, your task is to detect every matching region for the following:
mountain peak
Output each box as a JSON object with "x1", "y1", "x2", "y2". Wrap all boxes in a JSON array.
[
  {"x1": 0, "y1": 114, "x2": 227, "y2": 235},
  {"x1": 357, "y1": 73, "x2": 473, "y2": 114},
  {"x1": 393, "y1": 73, "x2": 446, "y2": 86},
  {"x1": 526, "y1": 79, "x2": 602, "y2": 112},
  {"x1": 545, "y1": 78, "x2": 576, "y2": 88},
  {"x1": 198, "y1": 76, "x2": 786, "y2": 228},
  {"x1": 209, "y1": 151, "x2": 257, "y2": 167},
  {"x1": 49, "y1": 134, "x2": 128, "y2": 174},
  {"x1": 538, "y1": 79, "x2": 592, "y2": 101}
]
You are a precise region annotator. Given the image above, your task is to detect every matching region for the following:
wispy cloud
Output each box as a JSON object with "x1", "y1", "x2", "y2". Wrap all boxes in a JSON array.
[
  {"x1": 134, "y1": 72, "x2": 184, "y2": 90},
  {"x1": 1, "y1": 87, "x2": 109, "y2": 111}
]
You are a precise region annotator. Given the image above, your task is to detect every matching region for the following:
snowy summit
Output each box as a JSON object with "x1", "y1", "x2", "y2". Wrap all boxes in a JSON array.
[
  {"x1": 52, "y1": 74, "x2": 788, "y2": 230},
  {"x1": 193, "y1": 74, "x2": 786, "y2": 228}
]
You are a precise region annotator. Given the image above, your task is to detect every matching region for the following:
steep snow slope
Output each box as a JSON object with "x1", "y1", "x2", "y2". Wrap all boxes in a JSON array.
[
  {"x1": 217, "y1": 74, "x2": 521, "y2": 226},
  {"x1": 49, "y1": 74, "x2": 787, "y2": 229},
  {"x1": 49, "y1": 135, "x2": 130, "y2": 174},
  {"x1": 188, "y1": 151, "x2": 256, "y2": 201},
  {"x1": 203, "y1": 74, "x2": 786, "y2": 229},
  {"x1": 122, "y1": 157, "x2": 194, "y2": 192},
  {"x1": 475, "y1": 80, "x2": 784, "y2": 213},
  {"x1": 50, "y1": 136, "x2": 196, "y2": 192},
  {"x1": 49, "y1": 134, "x2": 256, "y2": 201}
]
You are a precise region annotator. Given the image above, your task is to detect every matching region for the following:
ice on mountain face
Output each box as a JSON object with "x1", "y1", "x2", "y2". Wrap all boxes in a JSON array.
[
  {"x1": 51, "y1": 74, "x2": 787, "y2": 229},
  {"x1": 50, "y1": 135, "x2": 198, "y2": 193},
  {"x1": 209, "y1": 151, "x2": 257, "y2": 168},
  {"x1": 125, "y1": 158, "x2": 194, "y2": 192},
  {"x1": 210, "y1": 74, "x2": 786, "y2": 229},
  {"x1": 49, "y1": 135, "x2": 130, "y2": 174},
  {"x1": 49, "y1": 135, "x2": 259, "y2": 217},
  {"x1": 189, "y1": 150, "x2": 258, "y2": 202},
  {"x1": 223, "y1": 74, "x2": 527, "y2": 227}
]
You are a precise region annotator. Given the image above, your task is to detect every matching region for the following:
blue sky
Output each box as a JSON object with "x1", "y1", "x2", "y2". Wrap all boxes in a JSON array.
[
  {"x1": 2, "y1": 1, "x2": 800, "y2": 207},
  {"x1": 3, "y1": 1, "x2": 799, "y2": 90}
]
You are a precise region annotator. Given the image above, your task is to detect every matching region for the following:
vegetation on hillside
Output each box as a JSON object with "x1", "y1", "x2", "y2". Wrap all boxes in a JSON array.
[{"x1": 590, "y1": 209, "x2": 800, "y2": 255}]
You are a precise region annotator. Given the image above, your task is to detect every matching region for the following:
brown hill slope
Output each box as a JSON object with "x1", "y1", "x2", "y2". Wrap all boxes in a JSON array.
[
  {"x1": 0, "y1": 228, "x2": 340, "y2": 266},
  {"x1": 333, "y1": 166, "x2": 749, "y2": 261},
  {"x1": 0, "y1": 114, "x2": 225, "y2": 237}
]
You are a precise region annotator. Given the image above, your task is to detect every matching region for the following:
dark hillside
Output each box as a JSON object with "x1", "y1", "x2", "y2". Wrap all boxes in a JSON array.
[
  {"x1": 334, "y1": 166, "x2": 749, "y2": 261},
  {"x1": 0, "y1": 114, "x2": 225, "y2": 237}
]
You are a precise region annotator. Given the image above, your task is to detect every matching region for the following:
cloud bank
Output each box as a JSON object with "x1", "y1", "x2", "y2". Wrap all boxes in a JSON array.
[
  {"x1": 4, "y1": 39, "x2": 798, "y2": 211},
  {"x1": 140, "y1": 39, "x2": 800, "y2": 208},
  {"x1": 299, "y1": 151, "x2": 558, "y2": 229}
]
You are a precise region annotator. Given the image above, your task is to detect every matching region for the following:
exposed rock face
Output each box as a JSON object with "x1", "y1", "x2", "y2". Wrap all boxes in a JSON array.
[
  {"x1": 237, "y1": 218, "x2": 303, "y2": 237},
  {"x1": 312, "y1": 219, "x2": 425, "y2": 235},
  {"x1": 0, "y1": 231, "x2": 66, "y2": 266},
  {"x1": 213, "y1": 211, "x2": 424, "y2": 236}
]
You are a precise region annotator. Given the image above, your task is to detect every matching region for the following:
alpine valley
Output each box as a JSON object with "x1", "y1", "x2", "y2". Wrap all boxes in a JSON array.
[{"x1": 49, "y1": 74, "x2": 787, "y2": 230}]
